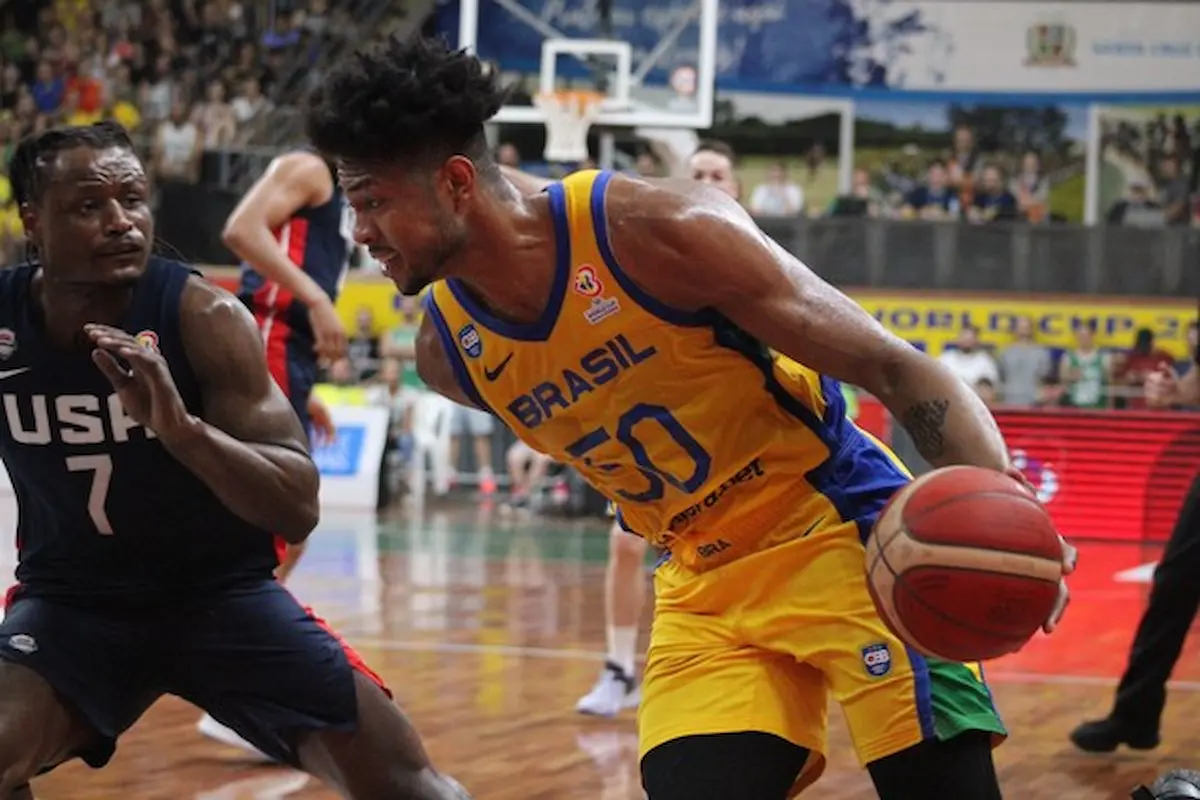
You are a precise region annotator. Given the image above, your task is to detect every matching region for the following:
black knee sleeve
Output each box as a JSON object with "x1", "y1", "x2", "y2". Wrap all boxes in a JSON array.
[
  {"x1": 868, "y1": 731, "x2": 1001, "y2": 800},
  {"x1": 640, "y1": 732, "x2": 809, "y2": 800}
]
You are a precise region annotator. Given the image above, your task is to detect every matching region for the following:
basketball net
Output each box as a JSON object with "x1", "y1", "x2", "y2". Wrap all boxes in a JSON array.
[{"x1": 534, "y1": 90, "x2": 605, "y2": 163}]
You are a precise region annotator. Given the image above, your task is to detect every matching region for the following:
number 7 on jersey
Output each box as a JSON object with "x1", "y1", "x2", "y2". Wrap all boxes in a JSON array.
[{"x1": 66, "y1": 454, "x2": 114, "y2": 535}]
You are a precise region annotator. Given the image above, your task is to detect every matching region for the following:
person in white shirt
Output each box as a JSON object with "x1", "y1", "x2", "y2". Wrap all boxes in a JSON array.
[
  {"x1": 938, "y1": 325, "x2": 1000, "y2": 395},
  {"x1": 749, "y1": 161, "x2": 804, "y2": 216}
]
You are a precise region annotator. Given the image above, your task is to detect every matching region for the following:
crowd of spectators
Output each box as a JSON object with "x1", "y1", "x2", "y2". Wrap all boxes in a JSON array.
[
  {"x1": 0, "y1": 0, "x2": 415, "y2": 266},
  {"x1": 936, "y1": 319, "x2": 1199, "y2": 412}
]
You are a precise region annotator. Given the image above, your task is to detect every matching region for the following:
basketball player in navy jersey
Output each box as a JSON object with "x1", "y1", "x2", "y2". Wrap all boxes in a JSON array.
[
  {"x1": 224, "y1": 148, "x2": 352, "y2": 582},
  {"x1": 0, "y1": 122, "x2": 467, "y2": 799},
  {"x1": 208, "y1": 148, "x2": 355, "y2": 756}
]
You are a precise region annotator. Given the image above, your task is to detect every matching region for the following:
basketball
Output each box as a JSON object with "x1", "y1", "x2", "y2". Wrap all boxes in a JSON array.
[{"x1": 865, "y1": 466, "x2": 1064, "y2": 663}]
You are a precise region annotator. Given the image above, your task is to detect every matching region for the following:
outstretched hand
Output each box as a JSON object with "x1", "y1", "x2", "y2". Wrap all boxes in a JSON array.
[
  {"x1": 1005, "y1": 465, "x2": 1076, "y2": 634},
  {"x1": 85, "y1": 324, "x2": 193, "y2": 441}
]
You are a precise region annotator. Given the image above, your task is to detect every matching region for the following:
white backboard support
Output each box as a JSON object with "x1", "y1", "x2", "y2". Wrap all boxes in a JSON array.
[{"x1": 457, "y1": 0, "x2": 719, "y2": 131}]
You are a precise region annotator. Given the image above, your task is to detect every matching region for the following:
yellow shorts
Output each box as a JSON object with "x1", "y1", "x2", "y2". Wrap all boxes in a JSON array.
[{"x1": 638, "y1": 522, "x2": 1006, "y2": 796}]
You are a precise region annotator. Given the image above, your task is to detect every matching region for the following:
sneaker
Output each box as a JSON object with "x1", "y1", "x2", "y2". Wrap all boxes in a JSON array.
[
  {"x1": 197, "y1": 713, "x2": 274, "y2": 761},
  {"x1": 1069, "y1": 716, "x2": 1160, "y2": 753},
  {"x1": 575, "y1": 661, "x2": 641, "y2": 717},
  {"x1": 479, "y1": 472, "x2": 498, "y2": 497}
]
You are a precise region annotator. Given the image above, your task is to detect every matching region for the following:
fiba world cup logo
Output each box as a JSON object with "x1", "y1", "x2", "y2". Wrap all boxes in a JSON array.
[{"x1": 1010, "y1": 448, "x2": 1059, "y2": 504}]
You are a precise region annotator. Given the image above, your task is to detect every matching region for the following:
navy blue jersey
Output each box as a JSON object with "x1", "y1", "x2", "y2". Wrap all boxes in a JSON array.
[
  {"x1": 237, "y1": 155, "x2": 353, "y2": 339},
  {"x1": 0, "y1": 258, "x2": 277, "y2": 602}
]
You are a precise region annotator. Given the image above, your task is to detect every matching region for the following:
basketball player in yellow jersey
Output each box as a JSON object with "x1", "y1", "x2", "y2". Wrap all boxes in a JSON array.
[
  {"x1": 306, "y1": 36, "x2": 1075, "y2": 800},
  {"x1": 506, "y1": 141, "x2": 745, "y2": 718}
]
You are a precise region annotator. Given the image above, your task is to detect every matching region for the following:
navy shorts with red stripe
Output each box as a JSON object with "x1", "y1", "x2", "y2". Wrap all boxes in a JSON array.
[{"x1": 0, "y1": 579, "x2": 389, "y2": 770}]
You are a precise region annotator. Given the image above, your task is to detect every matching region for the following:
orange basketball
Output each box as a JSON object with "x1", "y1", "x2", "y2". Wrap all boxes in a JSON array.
[{"x1": 865, "y1": 466, "x2": 1064, "y2": 663}]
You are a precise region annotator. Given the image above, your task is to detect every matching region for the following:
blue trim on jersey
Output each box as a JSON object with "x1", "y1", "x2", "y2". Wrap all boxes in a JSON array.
[
  {"x1": 421, "y1": 293, "x2": 491, "y2": 412},
  {"x1": 445, "y1": 183, "x2": 571, "y2": 342},
  {"x1": 708, "y1": 316, "x2": 909, "y2": 542},
  {"x1": 589, "y1": 171, "x2": 710, "y2": 328},
  {"x1": 906, "y1": 647, "x2": 937, "y2": 740}
]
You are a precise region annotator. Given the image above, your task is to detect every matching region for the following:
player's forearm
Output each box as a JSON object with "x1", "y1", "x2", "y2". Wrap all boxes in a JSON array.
[
  {"x1": 874, "y1": 355, "x2": 1010, "y2": 471},
  {"x1": 221, "y1": 225, "x2": 330, "y2": 308},
  {"x1": 159, "y1": 417, "x2": 320, "y2": 542}
]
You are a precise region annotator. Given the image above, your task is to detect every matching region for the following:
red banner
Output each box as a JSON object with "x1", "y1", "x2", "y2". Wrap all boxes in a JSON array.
[
  {"x1": 858, "y1": 398, "x2": 1199, "y2": 543},
  {"x1": 994, "y1": 408, "x2": 1198, "y2": 543}
]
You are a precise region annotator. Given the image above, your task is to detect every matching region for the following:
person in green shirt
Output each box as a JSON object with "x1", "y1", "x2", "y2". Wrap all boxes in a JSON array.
[{"x1": 1060, "y1": 321, "x2": 1110, "y2": 409}]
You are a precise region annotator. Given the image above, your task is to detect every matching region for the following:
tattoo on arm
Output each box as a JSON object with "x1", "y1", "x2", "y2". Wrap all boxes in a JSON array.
[{"x1": 902, "y1": 398, "x2": 950, "y2": 460}]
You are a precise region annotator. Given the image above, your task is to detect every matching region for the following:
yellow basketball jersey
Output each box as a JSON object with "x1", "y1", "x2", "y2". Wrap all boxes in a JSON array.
[{"x1": 425, "y1": 170, "x2": 910, "y2": 571}]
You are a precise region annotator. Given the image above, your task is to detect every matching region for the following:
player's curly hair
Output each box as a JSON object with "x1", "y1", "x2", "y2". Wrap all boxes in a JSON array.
[
  {"x1": 305, "y1": 35, "x2": 507, "y2": 170},
  {"x1": 9, "y1": 121, "x2": 134, "y2": 207}
]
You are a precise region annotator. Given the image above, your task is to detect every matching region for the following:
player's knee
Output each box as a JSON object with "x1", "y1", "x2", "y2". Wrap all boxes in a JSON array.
[{"x1": 867, "y1": 731, "x2": 1000, "y2": 800}]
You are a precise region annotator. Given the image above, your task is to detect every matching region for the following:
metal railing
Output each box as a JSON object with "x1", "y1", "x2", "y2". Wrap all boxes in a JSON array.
[{"x1": 752, "y1": 216, "x2": 1199, "y2": 297}]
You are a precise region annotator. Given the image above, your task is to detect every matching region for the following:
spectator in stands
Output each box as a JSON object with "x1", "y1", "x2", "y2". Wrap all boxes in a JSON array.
[
  {"x1": 902, "y1": 159, "x2": 959, "y2": 220},
  {"x1": 151, "y1": 98, "x2": 201, "y2": 184},
  {"x1": 968, "y1": 164, "x2": 1019, "y2": 223},
  {"x1": 381, "y1": 293, "x2": 423, "y2": 381},
  {"x1": 1060, "y1": 320, "x2": 1110, "y2": 409},
  {"x1": 1158, "y1": 155, "x2": 1192, "y2": 226},
  {"x1": 1181, "y1": 321, "x2": 1199, "y2": 375},
  {"x1": 1113, "y1": 328, "x2": 1177, "y2": 410},
  {"x1": 998, "y1": 316, "x2": 1052, "y2": 406},
  {"x1": 501, "y1": 440, "x2": 556, "y2": 513},
  {"x1": 446, "y1": 396, "x2": 497, "y2": 496},
  {"x1": 634, "y1": 150, "x2": 661, "y2": 178},
  {"x1": 30, "y1": 59, "x2": 63, "y2": 113},
  {"x1": 748, "y1": 161, "x2": 804, "y2": 217},
  {"x1": 826, "y1": 167, "x2": 882, "y2": 218},
  {"x1": 0, "y1": 64, "x2": 22, "y2": 110},
  {"x1": 1107, "y1": 180, "x2": 1165, "y2": 226},
  {"x1": 367, "y1": 357, "x2": 416, "y2": 507},
  {"x1": 347, "y1": 305, "x2": 381, "y2": 381},
  {"x1": 947, "y1": 123, "x2": 981, "y2": 198},
  {"x1": 326, "y1": 356, "x2": 356, "y2": 387},
  {"x1": 496, "y1": 142, "x2": 520, "y2": 169},
  {"x1": 938, "y1": 324, "x2": 1000, "y2": 395},
  {"x1": 230, "y1": 75, "x2": 268, "y2": 129},
  {"x1": 139, "y1": 53, "x2": 176, "y2": 125},
  {"x1": 191, "y1": 78, "x2": 236, "y2": 148},
  {"x1": 1010, "y1": 151, "x2": 1050, "y2": 223}
]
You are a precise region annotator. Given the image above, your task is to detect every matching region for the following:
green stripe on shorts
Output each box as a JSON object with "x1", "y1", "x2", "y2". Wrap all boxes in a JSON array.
[{"x1": 928, "y1": 660, "x2": 1008, "y2": 740}]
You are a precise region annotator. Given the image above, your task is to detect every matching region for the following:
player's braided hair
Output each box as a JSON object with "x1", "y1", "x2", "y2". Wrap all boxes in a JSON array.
[
  {"x1": 305, "y1": 34, "x2": 508, "y2": 172},
  {"x1": 8, "y1": 121, "x2": 134, "y2": 207}
]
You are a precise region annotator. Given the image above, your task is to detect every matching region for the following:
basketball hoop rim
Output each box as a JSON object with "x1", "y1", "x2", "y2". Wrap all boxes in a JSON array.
[{"x1": 534, "y1": 90, "x2": 628, "y2": 115}]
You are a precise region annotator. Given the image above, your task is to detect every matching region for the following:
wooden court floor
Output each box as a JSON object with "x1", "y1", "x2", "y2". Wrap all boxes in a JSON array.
[{"x1": 14, "y1": 498, "x2": 1200, "y2": 800}]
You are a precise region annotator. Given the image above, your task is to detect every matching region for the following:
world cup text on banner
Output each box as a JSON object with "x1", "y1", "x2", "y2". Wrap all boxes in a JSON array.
[
  {"x1": 854, "y1": 292, "x2": 1196, "y2": 359},
  {"x1": 202, "y1": 268, "x2": 1198, "y2": 358}
]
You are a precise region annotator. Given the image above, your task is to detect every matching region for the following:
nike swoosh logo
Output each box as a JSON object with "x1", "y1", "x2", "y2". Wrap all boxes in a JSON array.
[
  {"x1": 483, "y1": 353, "x2": 514, "y2": 382},
  {"x1": 0, "y1": 368, "x2": 30, "y2": 380},
  {"x1": 799, "y1": 516, "x2": 825, "y2": 538}
]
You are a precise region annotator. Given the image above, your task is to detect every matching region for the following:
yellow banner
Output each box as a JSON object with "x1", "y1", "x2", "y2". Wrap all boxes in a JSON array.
[
  {"x1": 855, "y1": 292, "x2": 1197, "y2": 357},
  {"x1": 208, "y1": 267, "x2": 1195, "y2": 359}
]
